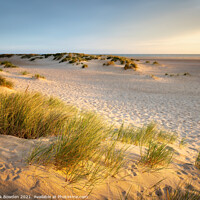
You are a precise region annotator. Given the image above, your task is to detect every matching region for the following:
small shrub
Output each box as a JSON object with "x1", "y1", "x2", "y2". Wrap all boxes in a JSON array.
[
  {"x1": 124, "y1": 63, "x2": 137, "y2": 70},
  {"x1": 103, "y1": 61, "x2": 115, "y2": 66},
  {"x1": 33, "y1": 74, "x2": 45, "y2": 79},
  {"x1": 0, "y1": 61, "x2": 18, "y2": 68},
  {"x1": 69, "y1": 59, "x2": 77, "y2": 64},
  {"x1": 21, "y1": 71, "x2": 29, "y2": 75},
  {"x1": 82, "y1": 64, "x2": 88, "y2": 68},
  {"x1": 136, "y1": 59, "x2": 140, "y2": 61},
  {"x1": 0, "y1": 75, "x2": 14, "y2": 88},
  {"x1": 0, "y1": 69, "x2": 3, "y2": 72},
  {"x1": 30, "y1": 58, "x2": 36, "y2": 61},
  {"x1": 179, "y1": 137, "x2": 187, "y2": 148},
  {"x1": 140, "y1": 141, "x2": 174, "y2": 169},
  {"x1": 195, "y1": 151, "x2": 200, "y2": 169},
  {"x1": 43, "y1": 54, "x2": 52, "y2": 58},
  {"x1": 165, "y1": 73, "x2": 168, "y2": 76},
  {"x1": 145, "y1": 61, "x2": 150, "y2": 63},
  {"x1": 153, "y1": 61, "x2": 159, "y2": 65},
  {"x1": 183, "y1": 72, "x2": 191, "y2": 76}
]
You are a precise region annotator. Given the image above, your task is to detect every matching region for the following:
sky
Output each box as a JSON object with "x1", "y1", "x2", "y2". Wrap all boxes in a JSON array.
[{"x1": 0, "y1": 0, "x2": 200, "y2": 54}]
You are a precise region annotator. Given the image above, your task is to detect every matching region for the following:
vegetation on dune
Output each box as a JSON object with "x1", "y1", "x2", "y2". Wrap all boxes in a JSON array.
[
  {"x1": 0, "y1": 90, "x2": 126, "y2": 186},
  {"x1": 114, "y1": 123, "x2": 177, "y2": 146},
  {"x1": 103, "y1": 61, "x2": 115, "y2": 66},
  {"x1": 145, "y1": 61, "x2": 150, "y2": 63},
  {"x1": 124, "y1": 63, "x2": 138, "y2": 70},
  {"x1": 82, "y1": 64, "x2": 88, "y2": 68},
  {"x1": 0, "y1": 54, "x2": 13, "y2": 58},
  {"x1": 21, "y1": 71, "x2": 30, "y2": 75},
  {"x1": 183, "y1": 72, "x2": 191, "y2": 76},
  {"x1": 21, "y1": 54, "x2": 39, "y2": 59},
  {"x1": 0, "y1": 69, "x2": 3, "y2": 72},
  {"x1": 33, "y1": 74, "x2": 45, "y2": 79},
  {"x1": 42, "y1": 54, "x2": 53, "y2": 58},
  {"x1": 29, "y1": 56, "x2": 44, "y2": 61},
  {"x1": 140, "y1": 141, "x2": 174, "y2": 169},
  {"x1": 153, "y1": 61, "x2": 159, "y2": 65},
  {"x1": 0, "y1": 61, "x2": 18, "y2": 68},
  {"x1": 166, "y1": 185, "x2": 200, "y2": 200},
  {"x1": 0, "y1": 92, "x2": 77, "y2": 139},
  {"x1": 0, "y1": 75, "x2": 14, "y2": 88},
  {"x1": 195, "y1": 151, "x2": 200, "y2": 169},
  {"x1": 28, "y1": 111, "x2": 126, "y2": 185},
  {"x1": 165, "y1": 72, "x2": 191, "y2": 77},
  {"x1": 53, "y1": 53, "x2": 66, "y2": 61},
  {"x1": 114, "y1": 123, "x2": 177, "y2": 169}
]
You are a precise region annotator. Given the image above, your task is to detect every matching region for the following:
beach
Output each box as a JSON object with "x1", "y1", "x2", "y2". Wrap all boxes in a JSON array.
[{"x1": 0, "y1": 54, "x2": 200, "y2": 199}]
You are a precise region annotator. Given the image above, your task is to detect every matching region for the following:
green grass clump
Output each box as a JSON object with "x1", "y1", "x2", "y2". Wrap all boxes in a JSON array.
[
  {"x1": 0, "y1": 92, "x2": 77, "y2": 139},
  {"x1": 124, "y1": 63, "x2": 138, "y2": 70},
  {"x1": 195, "y1": 151, "x2": 200, "y2": 169},
  {"x1": 140, "y1": 141, "x2": 174, "y2": 169},
  {"x1": 27, "y1": 111, "x2": 126, "y2": 185},
  {"x1": 0, "y1": 61, "x2": 18, "y2": 68},
  {"x1": 167, "y1": 186, "x2": 200, "y2": 200},
  {"x1": 0, "y1": 75, "x2": 14, "y2": 88},
  {"x1": 21, "y1": 71, "x2": 29, "y2": 75},
  {"x1": 114, "y1": 123, "x2": 177, "y2": 146},
  {"x1": 153, "y1": 61, "x2": 159, "y2": 65},
  {"x1": 0, "y1": 69, "x2": 3, "y2": 72},
  {"x1": 33, "y1": 74, "x2": 45, "y2": 79},
  {"x1": 103, "y1": 61, "x2": 115, "y2": 66},
  {"x1": 183, "y1": 72, "x2": 191, "y2": 76},
  {"x1": 82, "y1": 64, "x2": 88, "y2": 68}
]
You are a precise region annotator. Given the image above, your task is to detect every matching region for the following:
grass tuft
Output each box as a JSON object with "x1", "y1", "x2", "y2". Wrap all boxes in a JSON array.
[
  {"x1": 195, "y1": 151, "x2": 200, "y2": 169},
  {"x1": 153, "y1": 61, "x2": 159, "y2": 65},
  {"x1": 140, "y1": 141, "x2": 174, "y2": 169},
  {"x1": 0, "y1": 92, "x2": 77, "y2": 139},
  {"x1": 21, "y1": 71, "x2": 30, "y2": 75},
  {"x1": 27, "y1": 111, "x2": 126, "y2": 185},
  {"x1": 0, "y1": 61, "x2": 18, "y2": 68},
  {"x1": 0, "y1": 75, "x2": 14, "y2": 88},
  {"x1": 103, "y1": 61, "x2": 115, "y2": 66},
  {"x1": 114, "y1": 122, "x2": 177, "y2": 146},
  {"x1": 33, "y1": 74, "x2": 45, "y2": 79},
  {"x1": 82, "y1": 64, "x2": 88, "y2": 68},
  {"x1": 166, "y1": 186, "x2": 200, "y2": 200}
]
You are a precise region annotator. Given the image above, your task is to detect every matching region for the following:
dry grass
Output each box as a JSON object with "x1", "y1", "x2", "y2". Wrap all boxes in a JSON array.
[{"x1": 0, "y1": 75, "x2": 14, "y2": 88}]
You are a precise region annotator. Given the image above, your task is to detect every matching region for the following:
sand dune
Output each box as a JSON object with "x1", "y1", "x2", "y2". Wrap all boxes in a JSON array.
[{"x1": 0, "y1": 55, "x2": 200, "y2": 199}]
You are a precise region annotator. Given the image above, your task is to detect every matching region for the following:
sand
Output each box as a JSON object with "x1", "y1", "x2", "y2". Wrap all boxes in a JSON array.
[{"x1": 0, "y1": 55, "x2": 200, "y2": 199}]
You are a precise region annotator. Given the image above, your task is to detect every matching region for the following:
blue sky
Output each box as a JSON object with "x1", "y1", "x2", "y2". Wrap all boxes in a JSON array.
[{"x1": 0, "y1": 0, "x2": 200, "y2": 54}]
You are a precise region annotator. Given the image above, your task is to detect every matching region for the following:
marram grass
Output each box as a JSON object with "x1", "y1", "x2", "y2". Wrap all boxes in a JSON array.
[
  {"x1": 114, "y1": 122, "x2": 177, "y2": 146},
  {"x1": 139, "y1": 141, "x2": 174, "y2": 169},
  {"x1": 27, "y1": 111, "x2": 126, "y2": 185},
  {"x1": 0, "y1": 75, "x2": 14, "y2": 88},
  {"x1": 0, "y1": 92, "x2": 77, "y2": 138},
  {"x1": 195, "y1": 151, "x2": 200, "y2": 169}
]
